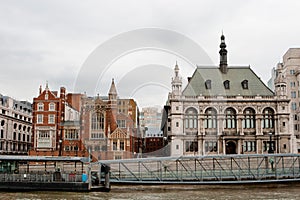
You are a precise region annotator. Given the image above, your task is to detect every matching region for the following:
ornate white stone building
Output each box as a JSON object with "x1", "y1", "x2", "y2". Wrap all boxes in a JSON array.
[{"x1": 162, "y1": 35, "x2": 296, "y2": 157}]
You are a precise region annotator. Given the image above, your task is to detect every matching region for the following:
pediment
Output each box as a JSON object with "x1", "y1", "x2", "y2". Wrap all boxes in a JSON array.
[{"x1": 110, "y1": 128, "x2": 127, "y2": 139}]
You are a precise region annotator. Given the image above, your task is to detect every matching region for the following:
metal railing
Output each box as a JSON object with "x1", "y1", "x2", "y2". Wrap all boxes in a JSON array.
[
  {"x1": 0, "y1": 172, "x2": 83, "y2": 183},
  {"x1": 96, "y1": 154, "x2": 300, "y2": 184}
]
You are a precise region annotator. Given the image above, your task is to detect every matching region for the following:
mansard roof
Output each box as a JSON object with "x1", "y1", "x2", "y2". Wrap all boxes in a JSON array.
[{"x1": 182, "y1": 66, "x2": 274, "y2": 96}]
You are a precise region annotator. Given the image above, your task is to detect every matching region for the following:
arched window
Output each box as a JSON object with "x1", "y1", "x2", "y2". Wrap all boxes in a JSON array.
[
  {"x1": 243, "y1": 108, "x2": 255, "y2": 128},
  {"x1": 263, "y1": 108, "x2": 274, "y2": 128},
  {"x1": 91, "y1": 113, "x2": 104, "y2": 130},
  {"x1": 185, "y1": 108, "x2": 198, "y2": 129},
  {"x1": 224, "y1": 108, "x2": 236, "y2": 129},
  {"x1": 204, "y1": 108, "x2": 217, "y2": 129}
]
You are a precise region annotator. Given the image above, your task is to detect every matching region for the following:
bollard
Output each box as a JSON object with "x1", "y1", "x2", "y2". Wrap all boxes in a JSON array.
[{"x1": 103, "y1": 164, "x2": 111, "y2": 192}]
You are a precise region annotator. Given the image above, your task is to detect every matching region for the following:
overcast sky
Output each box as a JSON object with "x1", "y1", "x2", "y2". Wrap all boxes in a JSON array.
[{"x1": 1, "y1": 0, "x2": 300, "y2": 108}]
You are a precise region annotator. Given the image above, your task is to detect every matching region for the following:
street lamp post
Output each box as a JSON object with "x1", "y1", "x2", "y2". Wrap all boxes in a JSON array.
[
  {"x1": 268, "y1": 132, "x2": 274, "y2": 154},
  {"x1": 59, "y1": 139, "x2": 62, "y2": 156}
]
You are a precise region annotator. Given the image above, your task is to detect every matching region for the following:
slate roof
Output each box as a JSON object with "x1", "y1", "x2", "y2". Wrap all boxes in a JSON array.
[{"x1": 182, "y1": 66, "x2": 274, "y2": 96}]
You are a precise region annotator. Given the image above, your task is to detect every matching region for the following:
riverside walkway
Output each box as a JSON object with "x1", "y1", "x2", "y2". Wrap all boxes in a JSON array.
[{"x1": 95, "y1": 154, "x2": 300, "y2": 185}]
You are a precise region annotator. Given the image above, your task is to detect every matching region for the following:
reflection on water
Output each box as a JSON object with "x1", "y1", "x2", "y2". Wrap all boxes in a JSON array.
[{"x1": 1, "y1": 183, "x2": 300, "y2": 200}]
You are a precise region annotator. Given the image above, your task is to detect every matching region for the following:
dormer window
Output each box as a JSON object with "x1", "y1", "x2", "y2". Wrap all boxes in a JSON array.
[
  {"x1": 242, "y1": 80, "x2": 248, "y2": 89},
  {"x1": 224, "y1": 80, "x2": 230, "y2": 89},
  {"x1": 205, "y1": 80, "x2": 212, "y2": 89}
]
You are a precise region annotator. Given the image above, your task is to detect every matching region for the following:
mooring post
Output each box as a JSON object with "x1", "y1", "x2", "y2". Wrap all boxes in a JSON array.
[
  {"x1": 88, "y1": 164, "x2": 91, "y2": 190},
  {"x1": 104, "y1": 164, "x2": 111, "y2": 191}
]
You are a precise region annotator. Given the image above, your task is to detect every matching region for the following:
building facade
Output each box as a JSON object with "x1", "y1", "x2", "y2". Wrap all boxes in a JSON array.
[
  {"x1": 80, "y1": 79, "x2": 138, "y2": 160},
  {"x1": 139, "y1": 107, "x2": 164, "y2": 155},
  {"x1": 269, "y1": 48, "x2": 300, "y2": 152},
  {"x1": 162, "y1": 35, "x2": 295, "y2": 157},
  {"x1": 30, "y1": 84, "x2": 87, "y2": 157},
  {"x1": 0, "y1": 94, "x2": 32, "y2": 155}
]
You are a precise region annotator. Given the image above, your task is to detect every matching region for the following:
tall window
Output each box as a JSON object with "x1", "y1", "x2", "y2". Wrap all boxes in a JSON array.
[
  {"x1": 290, "y1": 69, "x2": 295, "y2": 75},
  {"x1": 291, "y1": 82, "x2": 296, "y2": 87},
  {"x1": 113, "y1": 141, "x2": 117, "y2": 150},
  {"x1": 243, "y1": 108, "x2": 255, "y2": 128},
  {"x1": 120, "y1": 141, "x2": 125, "y2": 151},
  {"x1": 91, "y1": 113, "x2": 104, "y2": 130},
  {"x1": 224, "y1": 108, "x2": 236, "y2": 129},
  {"x1": 38, "y1": 130, "x2": 50, "y2": 138},
  {"x1": 49, "y1": 103, "x2": 55, "y2": 111},
  {"x1": 205, "y1": 141, "x2": 218, "y2": 152},
  {"x1": 48, "y1": 114, "x2": 55, "y2": 124},
  {"x1": 243, "y1": 141, "x2": 256, "y2": 152},
  {"x1": 262, "y1": 108, "x2": 274, "y2": 128},
  {"x1": 204, "y1": 108, "x2": 217, "y2": 128},
  {"x1": 185, "y1": 108, "x2": 198, "y2": 129},
  {"x1": 37, "y1": 103, "x2": 44, "y2": 111},
  {"x1": 117, "y1": 120, "x2": 126, "y2": 128},
  {"x1": 37, "y1": 114, "x2": 43, "y2": 124},
  {"x1": 65, "y1": 129, "x2": 79, "y2": 139},
  {"x1": 291, "y1": 102, "x2": 297, "y2": 110},
  {"x1": 185, "y1": 141, "x2": 198, "y2": 152}
]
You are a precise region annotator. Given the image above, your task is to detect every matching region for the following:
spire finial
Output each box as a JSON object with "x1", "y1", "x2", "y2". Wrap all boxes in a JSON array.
[
  {"x1": 219, "y1": 33, "x2": 228, "y2": 73},
  {"x1": 174, "y1": 61, "x2": 179, "y2": 77},
  {"x1": 45, "y1": 81, "x2": 49, "y2": 90},
  {"x1": 39, "y1": 85, "x2": 42, "y2": 94},
  {"x1": 109, "y1": 77, "x2": 117, "y2": 97}
]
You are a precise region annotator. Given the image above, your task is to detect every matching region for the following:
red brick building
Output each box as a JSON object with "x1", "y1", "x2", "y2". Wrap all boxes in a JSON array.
[
  {"x1": 81, "y1": 79, "x2": 139, "y2": 160},
  {"x1": 30, "y1": 80, "x2": 139, "y2": 160},
  {"x1": 29, "y1": 84, "x2": 87, "y2": 157}
]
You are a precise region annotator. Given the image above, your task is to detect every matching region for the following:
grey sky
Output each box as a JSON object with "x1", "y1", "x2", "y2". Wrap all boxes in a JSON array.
[{"x1": 0, "y1": 0, "x2": 300, "y2": 108}]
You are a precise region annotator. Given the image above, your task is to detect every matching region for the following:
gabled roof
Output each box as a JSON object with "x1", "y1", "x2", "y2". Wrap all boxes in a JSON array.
[
  {"x1": 183, "y1": 66, "x2": 274, "y2": 96},
  {"x1": 110, "y1": 127, "x2": 127, "y2": 139}
]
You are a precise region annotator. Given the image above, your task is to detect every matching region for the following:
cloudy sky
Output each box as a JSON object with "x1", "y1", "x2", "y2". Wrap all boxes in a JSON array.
[{"x1": 1, "y1": 0, "x2": 300, "y2": 108}]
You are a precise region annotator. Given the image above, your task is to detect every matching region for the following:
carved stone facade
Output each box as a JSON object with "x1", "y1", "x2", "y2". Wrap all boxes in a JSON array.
[{"x1": 162, "y1": 35, "x2": 296, "y2": 157}]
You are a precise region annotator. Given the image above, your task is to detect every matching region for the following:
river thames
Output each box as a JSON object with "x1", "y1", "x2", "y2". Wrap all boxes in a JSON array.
[{"x1": 1, "y1": 183, "x2": 300, "y2": 200}]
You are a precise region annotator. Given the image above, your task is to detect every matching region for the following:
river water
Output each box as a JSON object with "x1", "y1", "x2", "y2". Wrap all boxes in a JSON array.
[{"x1": 1, "y1": 183, "x2": 300, "y2": 200}]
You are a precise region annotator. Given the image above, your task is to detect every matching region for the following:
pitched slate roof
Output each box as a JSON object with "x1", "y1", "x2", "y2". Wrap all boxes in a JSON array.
[{"x1": 182, "y1": 66, "x2": 274, "y2": 96}]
